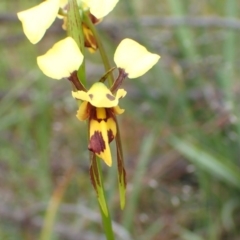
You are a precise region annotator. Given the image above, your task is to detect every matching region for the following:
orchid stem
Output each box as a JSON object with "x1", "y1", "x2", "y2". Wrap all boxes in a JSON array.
[
  {"x1": 83, "y1": 13, "x2": 114, "y2": 86},
  {"x1": 68, "y1": 0, "x2": 86, "y2": 86},
  {"x1": 82, "y1": 10, "x2": 115, "y2": 240},
  {"x1": 96, "y1": 158, "x2": 115, "y2": 240}
]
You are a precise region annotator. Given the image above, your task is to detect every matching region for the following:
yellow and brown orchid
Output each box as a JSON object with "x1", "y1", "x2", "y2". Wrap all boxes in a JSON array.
[
  {"x1": 36, "y1": 36, "x2": 160, "y2": 164},
  {"x1": 72, "y1": 82, "x2": 126, "y2": 166}
]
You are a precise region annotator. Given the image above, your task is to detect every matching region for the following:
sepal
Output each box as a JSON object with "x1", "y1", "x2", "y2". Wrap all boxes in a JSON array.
[{"x1": 89, "y1": 155, "x2": 108, "y2": 216}]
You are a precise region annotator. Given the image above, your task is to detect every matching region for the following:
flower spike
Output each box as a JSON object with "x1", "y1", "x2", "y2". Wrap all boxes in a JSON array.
[
  {"x1": 17, "y1": 0, "x2": 60, "y2": 44},
  {"x1": 114, "y1": 38, "x2": 160, "y2": 78},
  {"x1": 17, "y1": 0, "x2": 161, "y2": 214},
  {"x1": 37, "y1": 37, "x2": 84, "y2": 79}
]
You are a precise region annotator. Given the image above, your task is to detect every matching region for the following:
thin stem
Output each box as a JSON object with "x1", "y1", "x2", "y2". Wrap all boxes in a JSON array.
[
  {"x1": 83, "y1": 13, "x2": 114, "y2": 86},
  {"x1": 67, "y1": 0, "x2": 86, "y2": 86},
  {"x1": 96, "y1": 158, "x2": 115, "y2": 240},
  {"x1": 78, "y1": 8, "x2": 115, "y2": 240},
  {"x1": 99, "y1": 67, "x2": 116, "y2": 83}
]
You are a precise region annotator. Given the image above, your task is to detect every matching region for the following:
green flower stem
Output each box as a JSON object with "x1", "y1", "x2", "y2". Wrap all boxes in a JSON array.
[
  {"x1": 80, "y1": 7, "x2": 115, "y2": 240},
  {"x1": 96, "y1": 158, "x2": 115, "y2": 240},
  {"x1": 83, "y1": 13, "x2": 114, "y2": 86},
  {"x1": 67, "y1": 0, "x2": 86, "y2": 85}
]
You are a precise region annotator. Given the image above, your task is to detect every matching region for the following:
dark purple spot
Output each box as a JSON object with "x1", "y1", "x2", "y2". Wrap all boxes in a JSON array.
[
  {"x1": 88, "y1": 131, "x2": 105, "y2": 154},
  {"x1": 108, "y1": 129, "x2": 115, "y2": 143},
  {"x1": 106, "y1": 94, "x2": 115, "y2": 101}
]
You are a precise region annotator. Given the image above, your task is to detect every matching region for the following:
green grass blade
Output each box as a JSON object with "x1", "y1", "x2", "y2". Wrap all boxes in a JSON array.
[
  {"x1": 168, "y1": 0, "x2": 197, "y2": 59},
  {"x1": 170, "y1": 137, "x2": 240, "y2": 189},
  {"x1": 139, "y1": 219, "x2": 163, "y2": 240},
  {"x1": 122, "y1": 130, "x2": 157, "y2": 230},
  {"x1": 180, "y1": 228, "x2": 205, "y2": 240}
]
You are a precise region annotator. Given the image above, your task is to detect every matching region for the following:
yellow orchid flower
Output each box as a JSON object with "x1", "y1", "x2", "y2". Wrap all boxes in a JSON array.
[
  {"x1": 114, "y1": 38, "x2": 161, "y2": 78},
  {"x1": 17, "y1": 0, "x2": 118, "y2": 44},
  {"x1": 37, "y1": 37, "x2": 83, "y2": 79},
  {"x1": 72, "y1": 82, "x2": 126, "y2": 166},
  {"x1": 36, "y1": 36, "x2": 159, "y2": 166}
]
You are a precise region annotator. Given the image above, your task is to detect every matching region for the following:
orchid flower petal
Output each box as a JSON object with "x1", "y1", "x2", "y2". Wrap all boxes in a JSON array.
[
  {"x1": 89, "y1": 119, "x2": 112, "y2": 166},
  {"x1": 72, "y1": 91, "x2": 90, "y2": 102},
  {"x1": 114, "y1": 38, "x2": 160, "y2": 78},
  {"x1": 107, "y1": 117, "x2": 117, "y2": 141},
  {"x1": 83, "y1": 0, "x2": 119, "y2": 19},
  {"x1": 116, "y1": 89, "x2": 127, "y2": 99},
  {"x1": 76, "y1": 101, "x2": 89, "y2": 121},
  {"x1": 77, "y1": 82, "x2": 125, "y2": 108},
  {"x1": 37, "y1": 37, "x2": 83, "y2": 79},
  {"x1": 17, "y1": 0, "x2": 60, "y2": 44},
  {"x1": 113, "y1": 106, "x2": 125, "y2": 115}
]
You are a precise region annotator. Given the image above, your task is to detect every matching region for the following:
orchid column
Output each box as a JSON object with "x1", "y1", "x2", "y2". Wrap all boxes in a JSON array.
[{"x1": 18, "y1": 0, "x2": 160, "y2": 239}]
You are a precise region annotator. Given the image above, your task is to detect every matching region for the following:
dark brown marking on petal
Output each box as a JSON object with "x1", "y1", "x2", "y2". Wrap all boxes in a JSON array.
[
  {"x1": 107, "y1": 129, "x2": 115, "y2": 143},
  {"x1": 106, "y1": 94, "x2": 115, "y2": 101},
  {"x1": 89, "y1": 94, "x2": 93, "y2": 100},
  {"x1": 89, "y1": 106, "x2": 96, "y2": 120},
  {"x1": 88, "y1": 131, "x2": 106, "y2": 154},
  {"x1": 106, "y1": 108, "x2": 115, "y2": 119},
  {"x1": 67, "y1": 71, "x2": 86, "y2": 91},
  {"x1": 89, "y1": 107, "x2": 103, "y2": 123},
  {"x1": 89, "y1": 107, "x2": 115, "y2": 122}
]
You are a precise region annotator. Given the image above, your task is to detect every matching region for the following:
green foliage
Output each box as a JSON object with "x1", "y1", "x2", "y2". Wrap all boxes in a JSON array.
[{"x1": 1, "y1": 0, "x2": 240, "y2": 239}]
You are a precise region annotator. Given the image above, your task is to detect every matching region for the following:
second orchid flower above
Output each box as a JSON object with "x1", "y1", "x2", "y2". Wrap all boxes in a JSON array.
[{"x1": 17, "y1": 0, "x2": 118, "y2": 51}]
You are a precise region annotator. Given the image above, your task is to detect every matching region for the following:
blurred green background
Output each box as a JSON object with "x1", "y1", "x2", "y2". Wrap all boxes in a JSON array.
[{"x1": 1, "y1": 0, "x2": 240, "y2": 239}]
